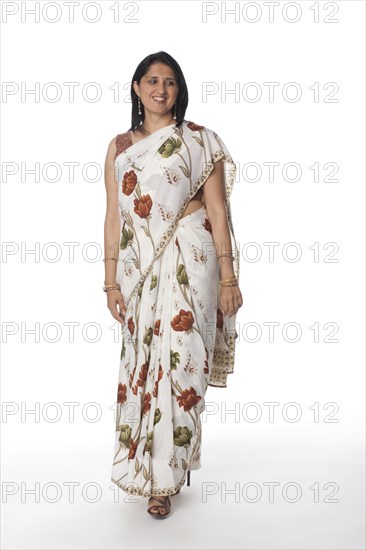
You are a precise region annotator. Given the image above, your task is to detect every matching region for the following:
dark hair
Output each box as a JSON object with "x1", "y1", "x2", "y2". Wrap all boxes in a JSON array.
[{"x1": 129, "y1": 51, "x2": 188, "y2": 131}]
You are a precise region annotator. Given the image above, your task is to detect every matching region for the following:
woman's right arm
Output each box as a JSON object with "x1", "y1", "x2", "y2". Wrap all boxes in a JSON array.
[{"x1": 104, "y1": 137, "x2": 126, "y2": 324}]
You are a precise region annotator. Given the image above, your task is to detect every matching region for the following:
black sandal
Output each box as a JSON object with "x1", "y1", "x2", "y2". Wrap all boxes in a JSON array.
[{"x1": 174, "y1": 470, "x2": 191, "y2": 494}]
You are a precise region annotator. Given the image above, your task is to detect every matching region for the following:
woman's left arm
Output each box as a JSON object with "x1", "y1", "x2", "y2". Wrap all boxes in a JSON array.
[{"x1": 203, "y1": 160, "x2": 243, "y2": 317}]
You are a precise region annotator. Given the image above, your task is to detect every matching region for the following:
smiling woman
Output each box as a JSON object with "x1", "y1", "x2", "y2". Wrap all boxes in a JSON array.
[{"x1": 104, "y1": 51, "x2": 242, "y2": 519}]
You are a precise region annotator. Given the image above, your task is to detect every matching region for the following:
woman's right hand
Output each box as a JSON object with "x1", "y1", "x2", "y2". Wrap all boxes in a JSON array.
[{"x1": 107, "y1": 290, "x2": 126, "y2": 324}]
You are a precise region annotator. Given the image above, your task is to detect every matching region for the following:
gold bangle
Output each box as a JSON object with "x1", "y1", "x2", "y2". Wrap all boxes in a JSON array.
[
  {"x1": 103, "y1": 284, "x2": 121, "y2": 292},
  {"x1": 103, "y1": 257, "x2": 118, "y2": 262},
  {"x1": 217, "y1": 253, "x2": 234, "y2": 259},
  {"x1": 220, "y1": 281, "x2": 238, "y2": 288},
  {"x1": 221, "y1": 277, "x2": 237, "y2": 283}
]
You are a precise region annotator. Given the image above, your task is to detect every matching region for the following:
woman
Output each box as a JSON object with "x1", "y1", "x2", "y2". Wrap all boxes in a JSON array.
[{"x1": 103, "y1": 51, "x2": 243, "y2": 518}]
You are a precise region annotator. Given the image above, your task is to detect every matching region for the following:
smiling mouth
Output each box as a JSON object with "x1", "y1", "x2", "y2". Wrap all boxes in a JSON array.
[{"x1": 152, "y1": 97, "x2": 167, "y2": 103}]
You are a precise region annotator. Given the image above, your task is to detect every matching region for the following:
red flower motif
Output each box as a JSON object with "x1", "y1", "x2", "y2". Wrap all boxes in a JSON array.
[
  {"x1": 177, "y1": 386, "x2": 202, "y2": 411},
  {"x1": 117, "y1": 382, "x2": 127, "y2": 404},
  {"x1": 127, "y1": 316, "x2": 135, "y2": 336},
  {"x1": 122, "y1": 170, "x2": 137, "y2": 195},
  {"x1": 187, "y1": 121, "x2": 204, "y2": 131},
  {"x1": 154, "y1": 319, "x2": 161, "y2": 336},
  {"x1": 152, "y1": 363, "x2": 164, "y2": 398},
  {"x1": 203, "y1": 217, "x2": 212, "y2": 233},
  {"x1": 203, "y1": 360, "x2": 209, "y2": 375},
  {"x1": 142, "y1": 392, "x2": 151, "y2": 415},
  {"x1": 134, "y1": 194, "x2": 153, "y2": 218},
  {"x1": 171, "y1": 309, "x2": 194, "y2": 332},
  {"x1": 136, "y1": 363, "x2": 148, "y2": 387},
  {"x1": 128, "y1": 438, "x2": 138, "y2": 459},
  {"x1": 175, "y1": 237, "x2": 180, "y2": 250},
  {"x1": 157, "y1": 363, "x2": 163, "y2": 381}
]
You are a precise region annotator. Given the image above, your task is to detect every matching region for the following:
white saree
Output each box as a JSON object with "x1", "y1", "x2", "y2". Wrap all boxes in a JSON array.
[{"x1": 111, "y1": 119, "x2": 240, "y2": 497}]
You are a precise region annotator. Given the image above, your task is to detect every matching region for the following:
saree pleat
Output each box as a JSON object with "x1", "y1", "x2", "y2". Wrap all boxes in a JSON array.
[{"x1": 111, "y1": 120, "x2": 239, "y2": 497}]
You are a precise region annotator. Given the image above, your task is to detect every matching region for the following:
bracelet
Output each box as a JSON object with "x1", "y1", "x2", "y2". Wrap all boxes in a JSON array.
[
  {"x1": 220, "y1": 280, "x2": 238, "y2": 288},
  {"x1": 221, "y1": 277, "x2": 237, "y2": 283},
  {"x1": 103, "y1": 257, "x2": 118, "y2": 262},
  {"x1": 103, "y1": 284, "x2": 121, "y2": 292},
  {"x1": 217, "y1": 252, "x2": 234, "y2": 259},
  {"x1": 103, "y1": 283, "x2": 121, "y2": 288}
]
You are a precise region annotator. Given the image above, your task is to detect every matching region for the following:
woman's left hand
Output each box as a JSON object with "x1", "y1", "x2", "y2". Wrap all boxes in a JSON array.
[{"x1": 220, "y1": 285, "x2": 243, "y2": 317}]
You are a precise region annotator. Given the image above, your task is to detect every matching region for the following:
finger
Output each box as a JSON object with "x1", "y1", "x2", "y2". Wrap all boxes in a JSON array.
[
  {"x1": 117, "y1": 302, "x2": 126, "y2": 318},
  {"x1": 234, "y1": 290, "x2": 243, "y2": 309},
  {"x1": 227, "y1": 296, "x2": 236, "y2": 317},
  {"x1": 230, "y1": 304, "x2": 236, "y2": 317},
  {"x1": 111, "y1": 304, "x2": 125, "y2": 324}
]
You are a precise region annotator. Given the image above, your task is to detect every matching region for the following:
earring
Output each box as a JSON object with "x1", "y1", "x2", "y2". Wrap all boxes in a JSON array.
[
  {"x1": 173, "y1": 104, "x2": 177, "y2": 119},
  {"x1": 138, "y1": 96, "x2": 142, "y2": 115}
]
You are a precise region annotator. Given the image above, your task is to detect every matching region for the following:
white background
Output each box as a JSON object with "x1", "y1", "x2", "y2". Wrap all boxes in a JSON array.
[{"x1": 1, "y1": 0, "x2": 365, "y2": 548}]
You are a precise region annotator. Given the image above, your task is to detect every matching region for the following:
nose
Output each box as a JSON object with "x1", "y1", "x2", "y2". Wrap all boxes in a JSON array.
[{"x1": 156, "y1": 80, "x2": 167, "y2": 94}]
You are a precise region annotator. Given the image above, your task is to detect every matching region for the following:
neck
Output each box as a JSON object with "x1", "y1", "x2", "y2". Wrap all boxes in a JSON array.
[{"x1": 140, "y1": 114, "x2": 176, "y2": 135}]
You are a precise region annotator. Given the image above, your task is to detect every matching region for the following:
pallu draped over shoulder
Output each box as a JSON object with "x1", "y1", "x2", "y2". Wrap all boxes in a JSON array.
[{"x1": 111, "y1": 119, "x2": 240, "y2": 497}]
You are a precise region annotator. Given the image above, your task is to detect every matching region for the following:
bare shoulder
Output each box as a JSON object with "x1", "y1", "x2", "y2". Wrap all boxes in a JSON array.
[{"x1": 105, "y1": 135, "x2": 118, "y2": 161}]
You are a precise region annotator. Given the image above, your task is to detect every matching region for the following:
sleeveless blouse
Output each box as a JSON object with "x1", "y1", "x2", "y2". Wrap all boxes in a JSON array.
[{"x1": 114, "y1": 132, "x2": 205, "y2": 203}]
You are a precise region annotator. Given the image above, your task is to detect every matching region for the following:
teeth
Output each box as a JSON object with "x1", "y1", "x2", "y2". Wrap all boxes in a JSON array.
[{"x1": 153, "y1": 97, "x2": 166, "y2": 102}]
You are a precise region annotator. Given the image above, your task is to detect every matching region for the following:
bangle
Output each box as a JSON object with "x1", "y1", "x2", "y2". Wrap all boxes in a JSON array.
[
  {"x1": 103, "y1": 283, "x2": 121, "y2": 288},
  {"x1": 103, "y1": 283, "x2": 121, "y2": 292},
  {"x1": 220, "y1": 276, "x2": 237, "y2": 288},
  {"x1": 217, "y1": 252, "x2": 234, "y2": 259},
  {"x1": 103, "y1": 257, "x2": 118, "y2": 262},
  {"x1": 220, "y1": 280, "x2": 238, "y2": 288}
]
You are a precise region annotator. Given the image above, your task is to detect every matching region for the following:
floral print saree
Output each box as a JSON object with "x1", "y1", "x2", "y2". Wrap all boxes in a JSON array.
[{"x1": 111, "y1": 120, "x2": 240, "y2": 496}]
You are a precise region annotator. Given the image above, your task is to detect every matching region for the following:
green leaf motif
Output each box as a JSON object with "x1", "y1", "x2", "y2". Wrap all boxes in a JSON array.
[
  {"x1": 120, "y1": 227, "x2": 134, "y2": 250},
  {"x1": 176, "y1": 264, "x2": 189, "y2": 285},
  {"x1": 126, "y1": 212, "x2": 133, "y2": 226},
  {"x1": 145, "y1": 431, "x2": 154, "y2": 453},
  {"x1": 174, "y1": 426, "x2": 192, "y2": 447},
  {"x1": 135, "y1": 184, "x2": 142, "y2": 200},
  {"x1": 154, "y1": 408, "x2": 162, "y2": 425},
  {"x1": 119, "y1": 424, "x2": 132, "y2": 447},
  {"x1": 120, "y1": 340, "x2": 126, "y2": 360},
  {"x1": 143, "y1": 327, "x2": 153, "y2": 346},
  {"x1": 142, "y1": 464, "x2": 149, "y2": 480},
  {"x1": 170, "y1": 350, "x2": 180, "y2": 370},
  {"x1": 158, "y1": 137, "x2": 182, "y2": 158},
  {"x1": 150, "y1": 274, "x2": 158, "y2": 291}
]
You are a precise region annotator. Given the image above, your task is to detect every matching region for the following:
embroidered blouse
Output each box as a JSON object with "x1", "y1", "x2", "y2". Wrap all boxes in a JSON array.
[{"x1": 114, "y1": 132, "x2": 204, "y2": 203}]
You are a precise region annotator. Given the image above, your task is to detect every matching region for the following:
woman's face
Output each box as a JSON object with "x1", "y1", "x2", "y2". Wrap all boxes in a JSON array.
[{"x1": 133, "y1": 62, "x2": 179, "y2": 119}]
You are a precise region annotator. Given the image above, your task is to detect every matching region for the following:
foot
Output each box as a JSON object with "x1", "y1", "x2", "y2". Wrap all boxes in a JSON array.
[{"x1": 147, "y1": 495, "x2": 171, "y2": 518}]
